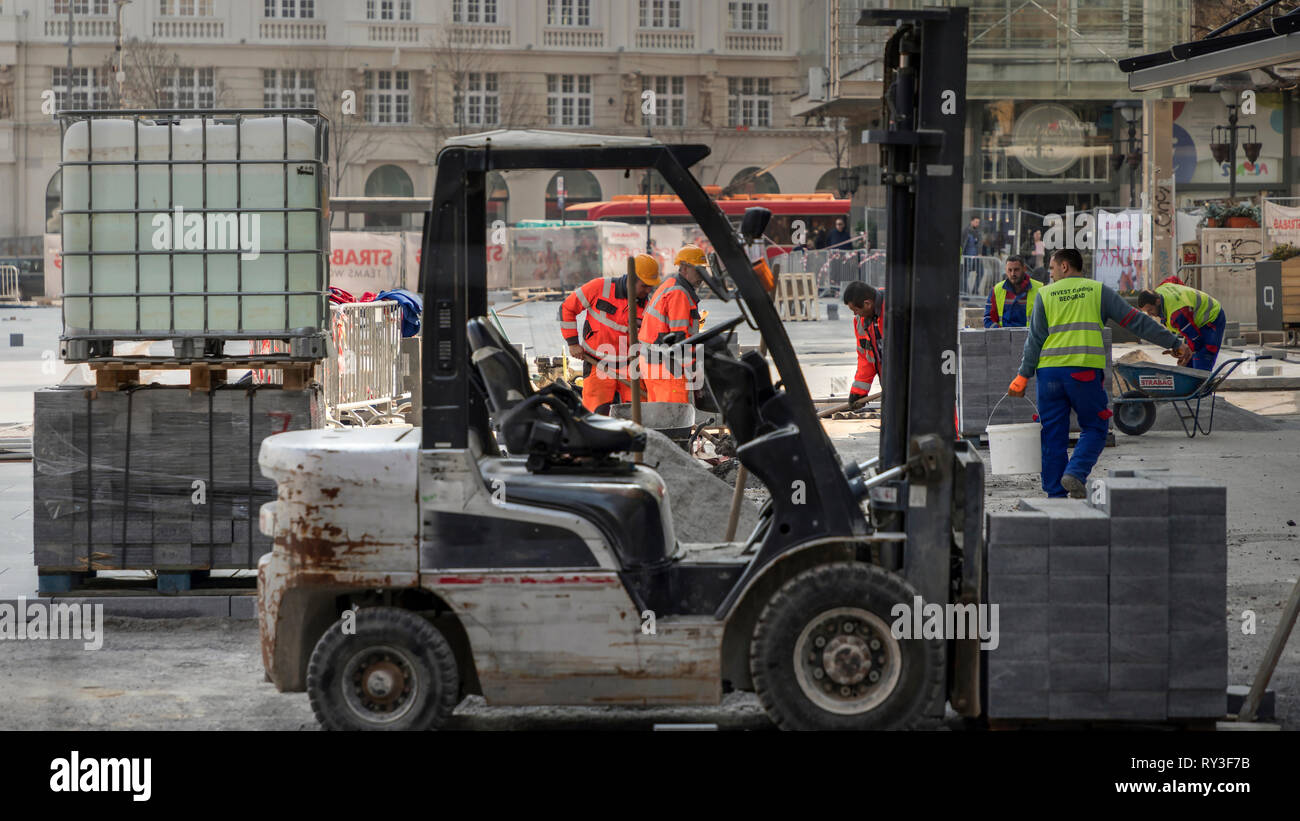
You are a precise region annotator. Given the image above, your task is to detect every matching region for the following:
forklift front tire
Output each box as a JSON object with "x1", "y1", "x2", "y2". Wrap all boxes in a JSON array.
[
  {"x1": 1113, "y1": 391, "x2": 1156, "y2": 436},
  {"x1": 750, "y1": 562, "x2": 943, "y2": 730},
  {"x1": 307, "y1": 607, "x2": 460, "y2": 731}
]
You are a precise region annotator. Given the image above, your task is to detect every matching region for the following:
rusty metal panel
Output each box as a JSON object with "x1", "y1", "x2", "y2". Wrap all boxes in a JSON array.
[
  {"x1": 259, "y1": 427, "x2": 420, "y2": 574},
  {"x1": 429, "y1": 572, "x2": 723, "y2": 706}
]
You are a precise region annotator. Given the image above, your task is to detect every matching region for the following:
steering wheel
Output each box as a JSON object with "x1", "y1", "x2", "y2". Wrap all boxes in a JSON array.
[{"x1": 677, "y1": 314, "x2": 745, "y2": 348}]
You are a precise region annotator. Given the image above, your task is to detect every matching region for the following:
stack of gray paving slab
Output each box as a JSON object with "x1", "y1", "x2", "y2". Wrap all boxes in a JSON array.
[
  {"x1": 985, "y1": 471, "x2": 1226, "y2": 721},
  {"x1": 32, "y1": 384, "x2": 323, "y2": 575},
  {"x1": 958, "y1": 326, "x2": 1112, "y2": 437}
]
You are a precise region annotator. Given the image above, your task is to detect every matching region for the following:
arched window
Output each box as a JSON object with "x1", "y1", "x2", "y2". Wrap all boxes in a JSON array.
[
  {"x1": 545, "y1": 170, "x2": 601, "y2": 220},
  {"x1": 727, "y1": 166, "x2": 779, "y2": 195},
  {"x1": 814, "y1": 168, "x2": 839, "y2": 194},
  {"x1": 46, "y1": 171, "x2": 62, "y2": 231},
  {"x1": 364, "y1": 164, "x2": 415, "y2": 228}
]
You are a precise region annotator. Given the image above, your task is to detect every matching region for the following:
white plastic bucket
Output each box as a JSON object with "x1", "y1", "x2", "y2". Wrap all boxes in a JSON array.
[{"x1": 986, "y1": 422, "x2": 1041, "y2": 475}]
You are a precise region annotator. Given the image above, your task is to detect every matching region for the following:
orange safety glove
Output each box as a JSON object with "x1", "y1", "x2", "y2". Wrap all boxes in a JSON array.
[{"x1": 1008, "y1": 374, "x2": 1028, "y2": 398}]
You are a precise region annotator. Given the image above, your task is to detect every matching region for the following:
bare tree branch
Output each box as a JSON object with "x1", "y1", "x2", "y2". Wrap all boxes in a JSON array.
[{"x1": 283, "y1": 49, "x2": 381, "y2": 197}]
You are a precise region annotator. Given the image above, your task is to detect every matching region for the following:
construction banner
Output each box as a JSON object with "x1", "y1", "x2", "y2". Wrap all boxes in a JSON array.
[
  {"x1": 1263, "y1": 200, "x2": 1300, "y2": 252},
  {"x1": 328, "y1": 231, "x2": 406, "y2": 296},
  {"x1": 43, "y1": 234, "x2": 62, "y2": 299}
]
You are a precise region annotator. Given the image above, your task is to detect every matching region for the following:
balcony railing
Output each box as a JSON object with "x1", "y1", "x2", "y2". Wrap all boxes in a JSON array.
[
  {"x1": 634, "y1": 29, "x2": 694, "y2": 50},
  {"x1": 543, "y1": 27, "x2": 604, "y2": 48},
  {"x1": 367, "y1": 22, "x2": 420, "y2": 43},
  {"x1": 259, "y1": 19, "x2": 327, "y2": 41},
  {"x1": 448, "y1": 24, "x2": 512, "y2": 46},
  {"x1": 44, "y1": 17, "x2": 117, "y2": 38},
  {"x1": 724, "y1": 32, "x2": 784, "y2": 52},
  {"x1": 153, "y1": 18, "x2": 225, "y2": 40}
]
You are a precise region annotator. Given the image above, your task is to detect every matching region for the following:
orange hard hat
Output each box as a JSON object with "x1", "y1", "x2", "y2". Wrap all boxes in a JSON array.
[
  {"x1": 633, "y1": 253, "x2": 662, "y2": 286},
  {"x1": 674, "y1": 245, "x2": 708, "y2": 267}
]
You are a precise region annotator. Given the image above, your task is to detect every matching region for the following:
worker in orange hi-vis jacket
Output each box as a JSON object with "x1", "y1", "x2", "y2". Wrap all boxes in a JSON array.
[
  {"x1": 638, "y1": 246, "x2": 708, "y2": 404},
  {"x1": 560, "y1": 254, "x2": 662, "y2": 413}
]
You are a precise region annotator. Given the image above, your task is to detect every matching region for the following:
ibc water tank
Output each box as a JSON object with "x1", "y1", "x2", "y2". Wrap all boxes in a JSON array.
[{"x1": 60, "y1": 111, "x2": 329, "y2": 344}]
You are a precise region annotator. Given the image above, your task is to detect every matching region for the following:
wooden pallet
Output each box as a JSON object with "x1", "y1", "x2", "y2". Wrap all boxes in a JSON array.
[
  {"x1": 775, "y1": 272, "x2": 819, "y2": 321},
  {"x1": 36, "y1": 569, "x2": 257, "y2": 595},
  {"x1": 90, "y1": 359, "x2": 315, "y2": 391},
  {"x1": 510, "y1": 287, "x2": 565, "y2": 302}
]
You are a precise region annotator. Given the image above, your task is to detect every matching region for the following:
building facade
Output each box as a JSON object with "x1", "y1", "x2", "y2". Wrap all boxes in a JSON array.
[
  {"x1": 0, "y1": 0, "x2": 844, "y2": 255},
  {"x1": 790, "y1": 0, "x2": 1300, "y2": 254}
]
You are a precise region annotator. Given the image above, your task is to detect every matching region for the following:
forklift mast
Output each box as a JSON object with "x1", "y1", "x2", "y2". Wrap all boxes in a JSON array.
[{"x1": 863, "y1": 7, "x2": 976, "y2": 716}]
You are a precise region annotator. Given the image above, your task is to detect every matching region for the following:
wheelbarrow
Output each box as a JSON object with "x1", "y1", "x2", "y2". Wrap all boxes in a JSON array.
[{"x1": 1110, "y1": 354, "x2": 1271, "y2": 438}]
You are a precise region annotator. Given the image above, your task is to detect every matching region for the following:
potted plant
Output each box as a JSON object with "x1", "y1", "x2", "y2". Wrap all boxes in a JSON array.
[
  {"x1": 1225, "y1": 202, "x2": 1261, "y2": 228},
  {"x1": 1268, "y1": 242, "x2": 1300, "y2": 261},
  {"x1": 1202, "y1": 201, "x2": 1226, "y2": 227}
]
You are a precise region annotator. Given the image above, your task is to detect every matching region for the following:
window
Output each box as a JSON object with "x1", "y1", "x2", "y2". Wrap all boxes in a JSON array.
[
  {"x1": 454, "y1": 73, "x2": 499, "y2": 127},
  {"x1": 158, "y1": 0, "x2": 213, "y2": 15},
  {"x1": 263, "y1": 69, "x2": 315, "y2": 108},
  {"x1": 547, "y1": 0, "x2": 590, "y2": 26},
  {"x1": 727, "y1": 77, "x2": 771, "y2": 127},
  {"x1": 54, "y1": 1, "x2": 111, "y2": 14},
  {"x1": 453, "y1": 0, "x2": 498, "y2": 23},
  {"x1": 158, "y1": 67, "x2": 215, "y2": 109},
  {"x1": 366, "y1": 0, "x2": 410, "y2": 20},
  {"x1": 728, "y1": 1, "x2": 770, "y2": 31},
  {"x1": 638, "y1": 0, "x2": 681, "y2": 28},
  {"x1": 364, "y1": 70, "x2": 411, "y2": 124},
  {"x1": 546, "y1": 74, "x2": 591, "y2": 127},
  {"x1": 264, "y1": 0, "x2": 314, "y2": 18},
  {"x1": 642, "y1": 76, "x2": 685, "y2": 127},
  {"x1": 51, "y1": 67, "x2": 112, "y2": 110}
]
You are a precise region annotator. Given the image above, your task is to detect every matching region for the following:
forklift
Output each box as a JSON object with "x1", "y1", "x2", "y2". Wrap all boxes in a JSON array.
[{"x1": 256, "y1": 8, "x2": 980, "y2": 730}]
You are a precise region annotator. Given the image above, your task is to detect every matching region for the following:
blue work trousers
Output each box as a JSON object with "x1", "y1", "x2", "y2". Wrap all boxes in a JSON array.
[
  {"x1": 1037, "y1": 366, "x2": 1110, "y2": 498},
  {"x1": 1190, "y1": 310, "x2": 1227, "y2": 371}
]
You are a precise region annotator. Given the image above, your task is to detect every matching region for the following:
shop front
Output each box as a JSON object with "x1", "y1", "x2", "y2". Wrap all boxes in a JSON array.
[{"x1": 971, "y1": 99, "x2": 1122, "y2": 258}]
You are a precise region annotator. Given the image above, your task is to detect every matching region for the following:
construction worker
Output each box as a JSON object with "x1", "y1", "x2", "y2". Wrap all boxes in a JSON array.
[
  {"x1": 842, "y1": 281, "x2": 883, "y2": 404},
  {"x1": 1136, "y1": 282, "x2": 1224, "y2": 371},
  {"x1": 984, "y1": 254, "x2": 1041, "y2": 328},
  {"x1": 560, "y1": 254, "x2": 661, "y2": 413},
  {"x1": 639, "y1": 246, "x2": 706, "y2": 403},
  {"x1": 1009, "y1": 248, "x2": 1189, "y2": 499}
]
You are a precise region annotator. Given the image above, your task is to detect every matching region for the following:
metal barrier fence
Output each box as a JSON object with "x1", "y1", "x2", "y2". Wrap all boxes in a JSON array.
[
  {"x1": 323, "y1": 300, "x2": 410, "y2": 428},
  {"x1": 772, "y1": 248, "x2": 886, "y2": 290},
  {"x1": 961, "y1": 255, "x2": 1002, "y2": 304},
  {"x1": 0, "y1": 265, "x2": 19, "y2": 302}
]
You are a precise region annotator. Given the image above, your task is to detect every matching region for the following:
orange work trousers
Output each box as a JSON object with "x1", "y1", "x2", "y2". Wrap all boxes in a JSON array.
[
  {"x1": 582, "y1": 369, "x2": 645, "y2": 413},
  {"x1": 639, "y1": 361, "x2": 689, "y2": 404}
]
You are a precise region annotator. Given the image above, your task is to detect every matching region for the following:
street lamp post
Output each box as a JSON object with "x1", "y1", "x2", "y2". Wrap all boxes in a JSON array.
[
  {"x1": 1209, "y1": 76, "x2": 1262, "y2": 202},
  {"x1": 1113, "y1": 101, "x2": 1142, "y2": 209}
]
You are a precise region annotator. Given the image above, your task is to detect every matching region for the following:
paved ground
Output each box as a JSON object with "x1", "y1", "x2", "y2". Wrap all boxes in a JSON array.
[{"x1": 2, "y1": 303, "x2": 1299, "y2": 729}]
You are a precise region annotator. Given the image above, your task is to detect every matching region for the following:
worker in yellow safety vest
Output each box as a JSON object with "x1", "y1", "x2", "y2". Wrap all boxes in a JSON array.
[
  {"x1": 1136, "y1": 283, "x2": 1225, "y2": 371},
  {"x1": 560, "y1": 254, "x2": 661, "y2": 413},
  {"x1": 1008, "y1": 248, "x2": 1188, "y2": 499},
  {"x1": 984, "y1": 255, "x2": 1042, "y2": 328}
]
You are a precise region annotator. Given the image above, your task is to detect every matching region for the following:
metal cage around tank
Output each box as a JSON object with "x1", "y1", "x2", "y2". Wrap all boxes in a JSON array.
[{"x1": 56, "y1": 108, "x2": 331, "y2": 362}]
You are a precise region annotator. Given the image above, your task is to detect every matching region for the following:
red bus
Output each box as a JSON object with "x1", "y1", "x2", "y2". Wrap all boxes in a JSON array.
[{"x1": 569, "y1": 188, "x2": 850, "y2": 250}]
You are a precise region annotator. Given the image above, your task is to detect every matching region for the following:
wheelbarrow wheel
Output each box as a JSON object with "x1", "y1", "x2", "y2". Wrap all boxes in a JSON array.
[{"x1": 1113, "y1": 390, "x2": 1156, "y2": 436}]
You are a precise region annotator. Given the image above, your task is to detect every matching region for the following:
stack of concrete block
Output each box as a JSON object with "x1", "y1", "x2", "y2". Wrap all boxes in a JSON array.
[
  {"x1": 985, "y1": 472, "x2": 1227, "y2": 721},
  {"x1": 958, "y1": 326, "x2": 1113, "y2": 436},
  {"x1": 32, "y1": 384, "x2": 323, "y2": 573}
]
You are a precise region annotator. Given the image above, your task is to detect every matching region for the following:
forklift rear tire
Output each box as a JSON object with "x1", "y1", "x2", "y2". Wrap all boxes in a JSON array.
[
  {"x1": 1113, "y1": 391, "x2": 1156, "y2": 436},
  {"x1": 307, "y1": 607, "x2": 460, "y2": 731},
  {"x1": 750, "y1": 562, "x2": 943, "y2": 730}
]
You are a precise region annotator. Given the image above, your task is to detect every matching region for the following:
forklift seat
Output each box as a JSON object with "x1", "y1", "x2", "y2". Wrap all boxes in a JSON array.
[{"x1": 466, "y1": 317, "x2": 646, "y2": 465}]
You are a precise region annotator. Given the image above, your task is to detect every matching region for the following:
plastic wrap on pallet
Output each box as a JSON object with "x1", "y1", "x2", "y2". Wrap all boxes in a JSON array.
[{"x1": 32, "y1": 384, "x2": 323, "y2": 572}]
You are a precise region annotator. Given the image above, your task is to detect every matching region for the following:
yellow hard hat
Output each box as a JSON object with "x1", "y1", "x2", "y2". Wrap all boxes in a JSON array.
[
  {"x1": 634, "y1": 253, "x2": 662, "y2": 286},
  {"x1": 674, "y1": 245, "x2": 708, "y2": 267}
]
